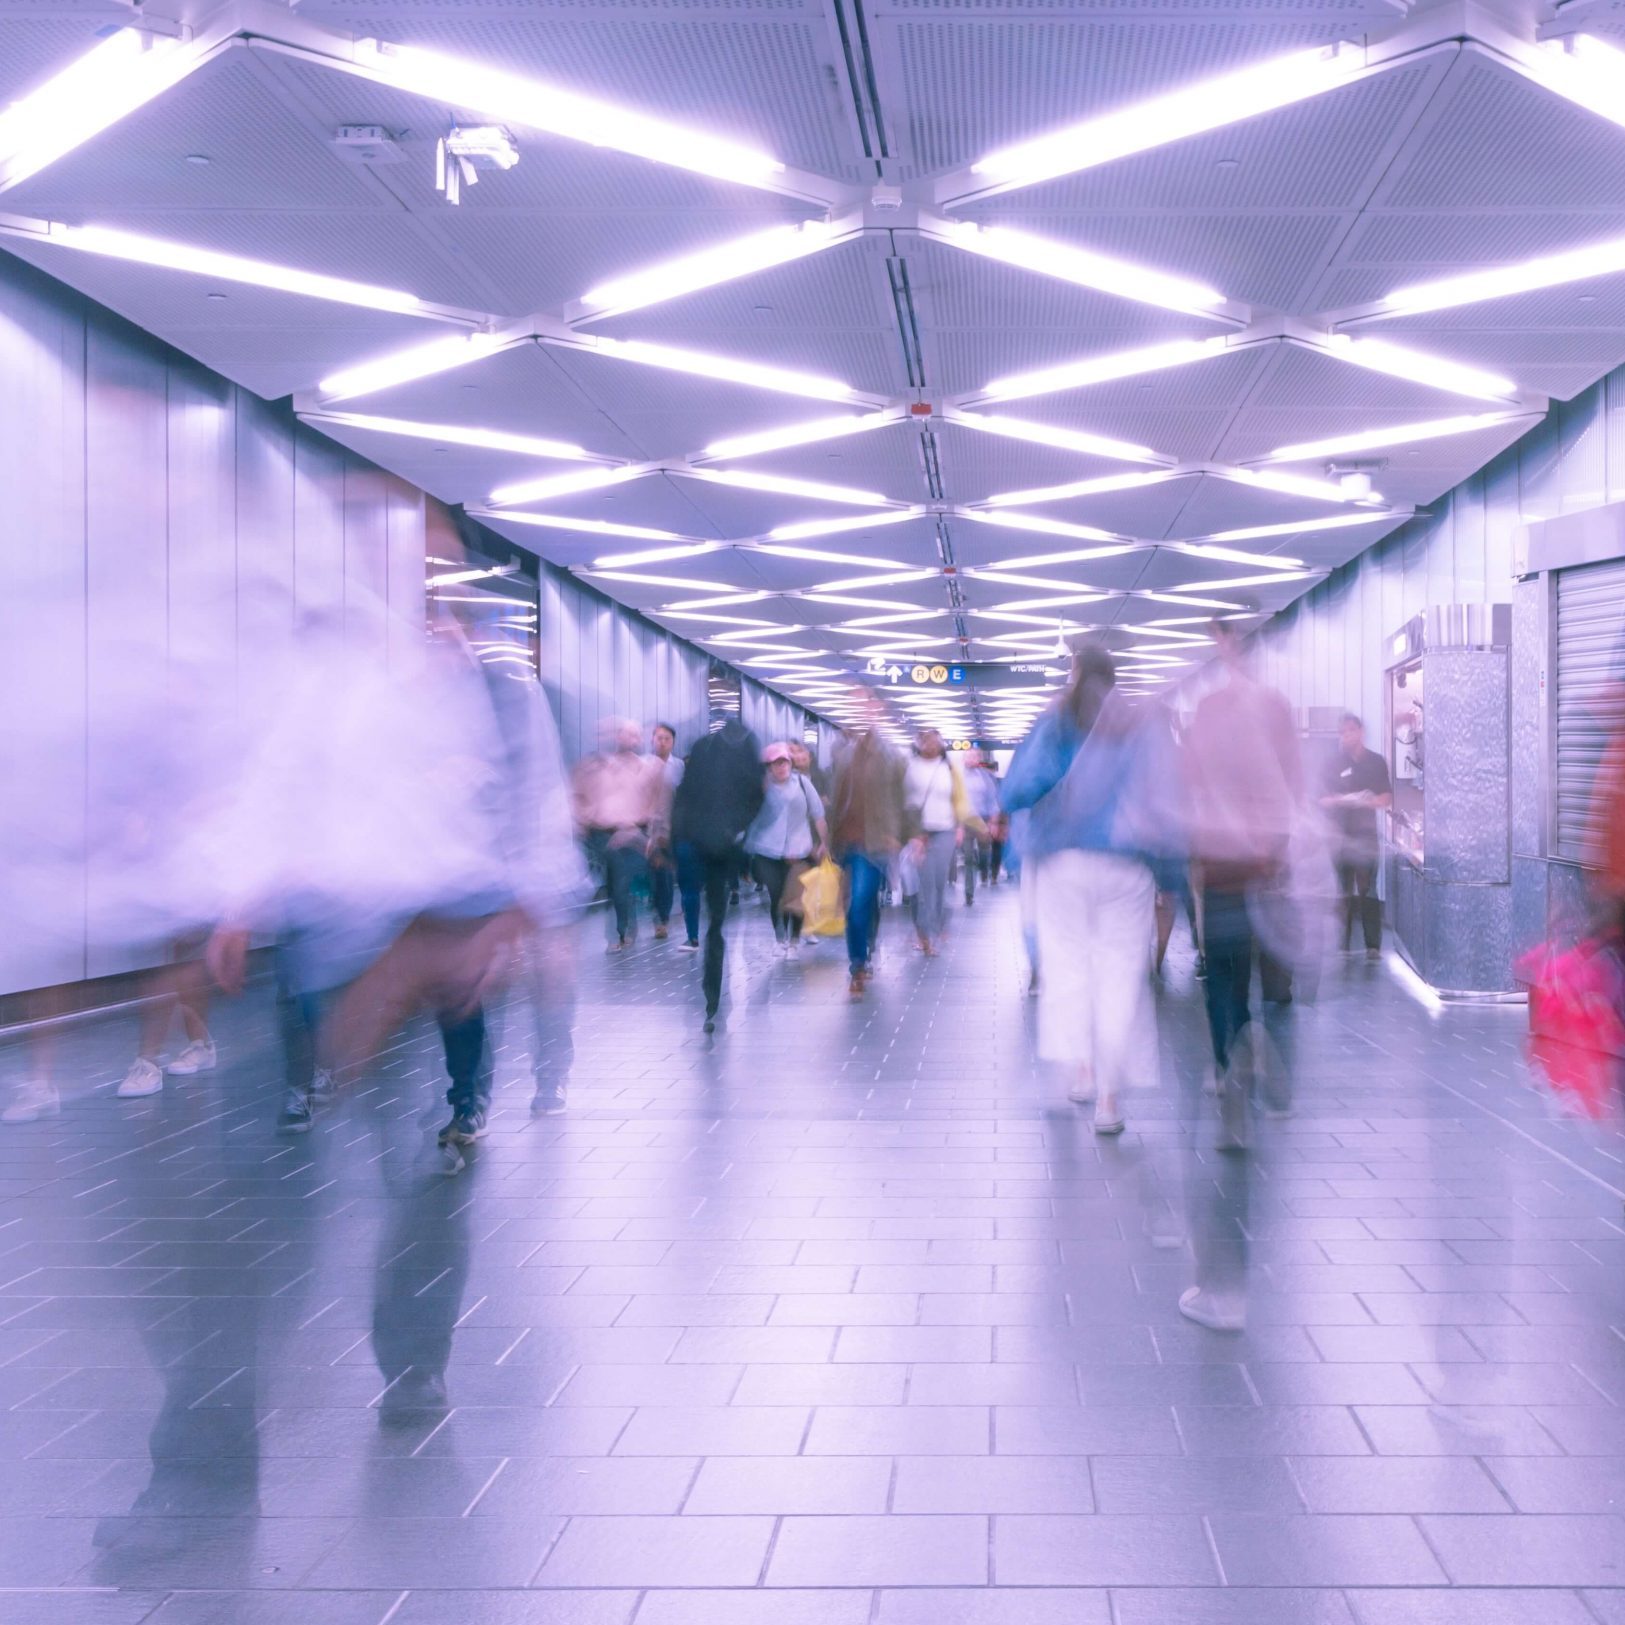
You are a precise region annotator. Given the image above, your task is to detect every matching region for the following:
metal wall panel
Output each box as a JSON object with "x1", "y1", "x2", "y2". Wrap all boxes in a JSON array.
[{"x1": 0, "y1": 259, "x2": 88, "y2": 992}]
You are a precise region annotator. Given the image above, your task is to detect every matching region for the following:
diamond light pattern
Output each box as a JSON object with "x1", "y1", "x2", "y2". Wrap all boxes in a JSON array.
[{"x1": 5, "y1": 2, "x2": 1620, "y2": 740}]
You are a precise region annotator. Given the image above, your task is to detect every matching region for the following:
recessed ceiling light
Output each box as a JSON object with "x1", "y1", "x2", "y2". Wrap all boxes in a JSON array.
[
  {"x1": 184, "y1": 153, "x2": 211, "y2": 166},
  {"x1": 205, "y1": 291, "x2": 227, "y2": 301}
]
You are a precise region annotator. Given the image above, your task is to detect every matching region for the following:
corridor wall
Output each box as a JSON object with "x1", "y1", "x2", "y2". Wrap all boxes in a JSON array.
[
  {"x1": 1255, "y1": 364, "x2": 1625, "y2": 959},
  {"x1": 0, "y1": 254, "x2": 427, "y2": 999}
]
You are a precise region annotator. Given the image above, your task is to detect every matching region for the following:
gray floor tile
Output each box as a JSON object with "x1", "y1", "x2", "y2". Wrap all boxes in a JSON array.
[
  {"x1": 1290, "y1": 1454, "x2": 1510, "y2": 1513},
  {"x1": 875, "y1": 1590, "x2": 1112, "y2": 1624},
  {"x1": 1091, "y1": 1454, "x2": 1302, "y2": 1514},
  {"x1": 1346, "y1": 1591, "x2": 1594, "y2": 1625},
  {"x1": 390, "y1": 1595, "x2": 638, "y2": 1624},
  {"x1": 1419, "y1": 1514, "x2": 1625, "y2": 1586},
  {"x1": 299, "y1": 1517, "x2": 565, "y2": 1589},
  {"x1": 684, "y1": 1456, "x2": 892, "y2": 1514},
  {"x1": 1209, "y1": 1514, "x2": 1446, "y2": 1586},
  {"x1": 767, "y1": 1514, "x2": 987, "y2": 1586},
  {"x1": 993, "y1": 1515, "x2": 1218, "y2": 1585},
  {"x1": 804, "y1": 1405, "x2": 989, "y2": 1455},
  {"x1": 1112, "y1": 1592, "x2": 1358, "y2": 1625},
  {"x1": 636, "y1": 1593, "x2": 871, "y2": 1625},
  {"x1": 532, "y1": 1514, "x2": 774, "y2": 1587},
  {"x1": 892, "y1": 1454, "x2": 1096, "y2": 1513}
]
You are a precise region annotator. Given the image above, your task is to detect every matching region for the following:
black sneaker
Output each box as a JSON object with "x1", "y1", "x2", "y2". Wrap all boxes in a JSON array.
[
  {"x1": 379, "y1": 1369, "x2": 448, "y2": 1423},
  {"x1": 437, "y1": 1108, "x2": 488, "y2": 1146},
  {"x1": 703, "y1": 1007, "x2": 718, "y2": 1034},
  {"x1": 531, "y1": 1083, "x2": 567, "y2": 1116},
  {"x1": 276, "y1": 1088, "x2": 314, "y2": 1134}
]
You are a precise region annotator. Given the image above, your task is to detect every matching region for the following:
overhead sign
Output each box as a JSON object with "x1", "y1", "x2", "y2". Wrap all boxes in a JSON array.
[{"x1": 862, "y1": 658, "x2": 1062, "y2": 690}]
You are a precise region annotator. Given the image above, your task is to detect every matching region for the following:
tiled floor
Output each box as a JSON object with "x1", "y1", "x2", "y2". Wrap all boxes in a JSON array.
[{"x1": 3, "y1": 883, "x2": 1625, "y2": 1623}]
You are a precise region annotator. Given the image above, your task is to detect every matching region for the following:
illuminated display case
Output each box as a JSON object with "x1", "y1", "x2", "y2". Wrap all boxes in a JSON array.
[{"x1": 1386, "y1": 643, "x2": 1424, "y2": 865}]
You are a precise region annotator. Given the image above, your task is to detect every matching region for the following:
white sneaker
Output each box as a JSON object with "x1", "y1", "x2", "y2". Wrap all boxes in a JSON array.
[
  {"x1": 2, "y1": 1079, "x2": 60, "y2": 1124},
  {"x1": 165, "y1": 1039, "x2": 216, "y2": 1076},
  {"x1": 1067, "y1": 1079, "x2": 1097, "y2": 1106},
  {"x1": 1179, "y1": 1285, "x2": 1245, "y2": 1331},
  {"x1": 309, "y1": 1067, "x2": 336, "y2": 1106},
  {"x1": 116, "y1": 1058, "x2": 164, "y2": 1099}
]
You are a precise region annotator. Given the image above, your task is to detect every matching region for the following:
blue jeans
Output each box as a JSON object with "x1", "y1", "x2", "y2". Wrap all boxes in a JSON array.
[
  {"x1": 675, "y1": 840, "x2": 702, "y2": 943},
  {"x1": 843, "y1": 852, "x2": 886, "y2": 973}
]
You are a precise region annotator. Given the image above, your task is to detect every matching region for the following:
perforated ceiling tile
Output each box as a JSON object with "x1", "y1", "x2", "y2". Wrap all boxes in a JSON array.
[
  {"x1": 1156, "y1": 471, "x2": 1385, "y2": 540},
  {"x1": 931, "y1": 420, "x2": 1158, "y2": 506},
  {"x1": 0, "y1": 17, "x2": 108, "y2": 107},
  {"x1": 926, "y1": 324, "x2": 1200, "y2": 397},
  {"x1": 710, "y1": 423, "x2": 930, "y2": 495},
  {"x1": 328, "y1": 342, "x2": 644, "y2": 458},
  {"x1": 966, "y1": 58, "x2": 1446, "y2": 217},
  {"x1": 134, "y1": 322, "x2": 440, "y2": 401},
  {"x1": 1341, "y1": 210, "x2": 1625, "y2": 270},
  {"x1": 288, "y1": 5, "x2": 863, "y2": 182},
  {"x1": 1347, "y1": 417, "x2": 1544, "y2": 507},
  {"x1": 1379, "y1": 51, "x2": 1625, "y2": 212},
  {"x1": 971, "y1": 474, "x2": 1201, "y2": 541},
  {"x1": 2, "y1": 49, "x2": 386, "y2": 215},
  {"x1": 489, "y1": 471, "x2": 725, "y2": 533},
  {"x1": 887, "y1": 15, "x2": 1349, "y2": 177}
]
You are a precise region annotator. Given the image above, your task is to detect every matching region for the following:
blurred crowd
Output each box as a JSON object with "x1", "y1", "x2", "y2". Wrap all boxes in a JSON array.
[{"x1": 10, "y1": 591, "x2": 1577, "y2": 1339}]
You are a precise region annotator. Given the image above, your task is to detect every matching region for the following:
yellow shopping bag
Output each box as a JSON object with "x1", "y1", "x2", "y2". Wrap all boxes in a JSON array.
[{"x1": 799, "y1": 857, "x2": 846, "y2": 937}]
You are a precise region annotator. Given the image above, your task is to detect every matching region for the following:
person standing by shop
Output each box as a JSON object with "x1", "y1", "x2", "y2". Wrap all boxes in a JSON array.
[
  {"x1": 829, "y1": 710, "x2": 905, "y2": 998},
  {"x1": 671, "y1": 715, "x2": 764, "y2": 1033},
  {"x1": 647, "y1": 723, "x2": 685, "y2": 942},
  {"x1": 904, "y1": 728, "x2": 971, "y2": 956},
  {"x1": 1319, "y1": 712, "x2": 1392, "y2": 960},
  {"x1": 745, "y1": 743, "x2": 828, "y2": 955}
]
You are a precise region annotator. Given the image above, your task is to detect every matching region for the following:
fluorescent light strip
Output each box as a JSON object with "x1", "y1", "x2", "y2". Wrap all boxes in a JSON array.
[
  {"x1": 661, "y1": 590, "x2": 774, "y2": 609},
  {"x1": 1136, "y1": 591, "x2": 1246, "y2": 609},
  {"x1": 0, "y1": 29, "x2": 192, "y2": 189},
  {"x1": 651, "y1": 611, "x2": 778, "y2": 627},
  {"x1": 578, "y1": 221, "x2": 833, "y2": 317},
  {"x1": 769, "y1": 507, "x2": 925, "y2": 542},
  {"x1": 1168, "y1": 542, "x2": 1304, "y2": 569},
  {"x1": 800, "y1": 594, "x2": 926, "y2": 610},
  {"x1": 956, "y1": 509, "x2": 1120, "y2": 543},
  {"x1": 1196, "y1": 511, "x2": 1396, "y2": 544},
  {"x1": 967, "y1": 43, "x2": 1364, "y2": 194},
  {"x1": 705, "y1": 409, "x2": 900, "y2": 463},
  {"x1": 831, "y1": 611, "x2": 952, "y2": 628},
  {"x1": 319, "y1": 332, "x2": 506, "y2": 401},
  {"x1": 803, "y1": 568, "x2": 941, "y2": 592},
  {"x1": 978, "y1": 470, "x2": 1175, "y2": 509},
  {"x1": 976, "y1": 592, "x2": 1115, "y2": 612},
  {"x1": 678, "y1": 468, "x2": 892, "y2": 507},
  {"x1": 1381, "y1": 234, "x2": 1625, "y2": 318},
  {"x1": 751, "y1": 544, "x2": 914, "y2": 568},
  {"x1": 307, "y1": 411, "x2": 589, "y2": 460},
  {"x1": 485, "y1": 512, "x2": 688, "y2": 542},
  {"x1": 930, "y1": 218, "x2": 1230, "y2": 318},
  {"x1": 592, "y1": 542, "x2": 722, "y2": 567},
  {"x1": 1168, "y1": 570, "x2": 1316, "y2": 591},
  {"x1": 32, "y1": 222, "x2": 429, "y2": 314},
  {"x1": 584, "y1": 570, "x2": 738, "y2": 591},
  {"x1": 489, "y1": 464, "x2": 646, "y2": 507},
  {"x1": 1321, "y1": 336, "x2": 1518, "y2": 403},
  {"x1": 585, "y1": 334, "x2": 859, "y2": 402},
  {"x1": 979, "y1": 337, "x2": 1229, "y2": 406},
  {"x1": 964, "y1": 569, "x2": 1105, "y2": 592},
  {"x1": 1263, "y1": 412, "x2": 1530, "y2": 464},
  {"x1": 353, "y1": 38, "x2": 785, "y2": 191},
  {"x1": 1217, "y1": 466, "x2": 1381, "y2": 506},
  {"x1": 948, "y1": 409, "x2": 1163, "y2": 464},
  {"x1": 977, "y1": 544, "x2": 1143, "y2": 569}
]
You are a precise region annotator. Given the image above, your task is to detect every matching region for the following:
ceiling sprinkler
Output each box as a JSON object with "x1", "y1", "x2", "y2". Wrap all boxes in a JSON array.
[
  {"x1": 1327, "y1": 459, "x2": 1386, "y2": 500},
  {"x1": 436, "y1": 125, "x2": 519, "y2": 205}
]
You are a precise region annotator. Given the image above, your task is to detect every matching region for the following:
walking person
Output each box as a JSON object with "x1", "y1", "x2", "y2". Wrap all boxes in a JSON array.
[
  {"x1": 1002, "y1": 642, "x2": 1183, "y2": 1136},
  {"x1": 1184, "y1": 612, "x2": 1305, "y2": 1153},
  {"x1": 647, "y1": 723, "x2": 684, "y2": 941},
  {"x1": 903, "y1": 728, "x2": 973, "y2": 955},
  {"x1": 1319, "y1": 712, "x2": 1392, "y2": 960},
  {"x1": 961, "y1": 754, "x2": 1001, "y2": 905},
  {"x1": 829, "y1": 712, "x2": 905, "y2": 998},
  {"x1": 571, "y1": 721, "x2": 664, "y2": 950},
  {"x1": 671, "y1": 714, "x2": 764, "y2": 1033},
  {"x1": 745, "y1": 743, "x2": 827, "y2": 955}
]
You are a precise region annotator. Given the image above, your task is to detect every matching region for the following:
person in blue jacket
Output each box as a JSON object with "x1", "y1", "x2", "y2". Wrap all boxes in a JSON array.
[{"x1": 1002, "y1": 641, "x2": 1185, "y2": 1134}]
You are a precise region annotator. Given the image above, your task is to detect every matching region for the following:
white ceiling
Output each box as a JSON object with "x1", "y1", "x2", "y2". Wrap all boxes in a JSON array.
[{"x1": 4, "y1": 0, "x2": 1624, "y2": 737}]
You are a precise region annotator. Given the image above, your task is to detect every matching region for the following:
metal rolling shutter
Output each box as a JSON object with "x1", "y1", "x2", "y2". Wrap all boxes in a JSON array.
[{"x1": 1554, "y1": 559, "x2": 1625, "y2": 863}]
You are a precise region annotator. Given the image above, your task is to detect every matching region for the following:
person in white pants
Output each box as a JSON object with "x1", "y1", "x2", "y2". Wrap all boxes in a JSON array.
[{"x1": 1001, "y1": 642, "x2": 1184, "y2": 1135}]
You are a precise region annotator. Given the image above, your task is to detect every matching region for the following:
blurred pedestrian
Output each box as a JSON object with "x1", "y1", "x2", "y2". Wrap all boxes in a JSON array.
[
  {"x1": 672, "y1": 714, "x2": 764, "y2": 1033},
  {"x1": 903, "y1": 728, "x2": 975, "y2": 955},
  {"x1": 1003, "y1": 642, "x2": 1183, "y2": 1134},
  {"x1": 961, "y1": 754, "x2": 1002, "y2": 905},
  {"x1": 572, "y1": 721, "x2": 664, "y2": 950},
  {"x1": 829, "y1": 707, "x2": 905, "y2": 997},
  {"x1": 745, "y1": 743, "x2": 827, "y2": 956}
]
